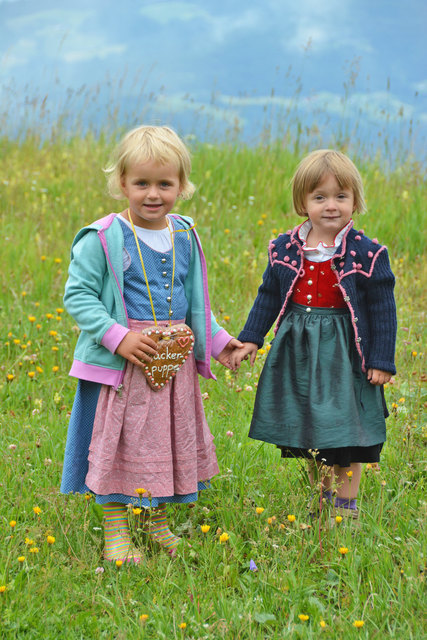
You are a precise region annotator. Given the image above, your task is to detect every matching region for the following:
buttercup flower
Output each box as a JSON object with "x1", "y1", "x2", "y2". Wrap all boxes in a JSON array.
[
  {"x1": 132, "y1": 508, "x2": 142, "y2": 515},
  {"x1": 219, "y1": 532, "x2": 230, "y2": 544},
  {"x1": 346, "y1": 470, "x2": 353, "y2": 478},
  {"x1": 46, "y1": 536, "x2": 55, "y2": 544},
  {"x1": 136, "y1": 487, "x2": 146, "y2": 495},
  {"x1": 255, "y1": 507, "x2": 264, "y2": 515},
  {"x1": 298, "y1": 614, "x2": 309, "y2": 621},
  {"x1": 287, "y1": 514, "x2": 296, "y2": 522},
  {"x1": 115, "y1": 560, "x2": 123, "y2": 568},
  {"x1": 200, "y1": 524, "x2": 211, "y2": 533},
  {"x1": 335, "y1": 515, "x2": 343, "y2": 524},
  {"x1": 353, "y1": 620, "x2": 364, "y2": 628},
  {"x1": 18, "y1": 556, "x2": 25, "y2": 563}
]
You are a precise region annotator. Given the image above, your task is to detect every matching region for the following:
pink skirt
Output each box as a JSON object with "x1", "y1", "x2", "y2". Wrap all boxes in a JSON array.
[{"x1": 85, "y1": 319, "x2": 219, "y2": 498}]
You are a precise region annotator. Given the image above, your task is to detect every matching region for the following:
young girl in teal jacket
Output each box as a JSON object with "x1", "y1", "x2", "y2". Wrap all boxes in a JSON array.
[{"x1": 61, "y1": 125, "x2": 241, "y2": 562}]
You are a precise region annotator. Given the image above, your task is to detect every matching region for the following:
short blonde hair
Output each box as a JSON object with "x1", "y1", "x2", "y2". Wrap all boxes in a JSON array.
[
  {"x1": 292, "y1": 149, "x2": 366, "y2": 216},
  {"x1": 104, "y1": 125, "x2": 195, "y2": 200}
]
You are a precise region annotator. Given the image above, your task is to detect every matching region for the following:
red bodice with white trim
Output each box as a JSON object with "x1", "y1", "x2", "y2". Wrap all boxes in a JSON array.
[{"x1": 291, "y1": 260, "x2": 346, "y2": 308}]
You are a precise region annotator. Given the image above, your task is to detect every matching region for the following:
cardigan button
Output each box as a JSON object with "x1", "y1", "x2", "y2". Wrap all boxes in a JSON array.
[
  {"x1": 308, "y1": 279, "x2": 313, "y2": 286},
  {"x1": 309, "y1": 265, "x2": 315, "y2": 271},
  {"x1": 356, "y1": 337, "x2": 362, "y2": 342},
  {"x1": 305, "y1": 307, "x2": 311, "y2": 313},
  {"x1": 354, "y1": 317, "x2": 358, "y2": 322},
  {"x1": 307, "y1": 294, "x2": 312, "y2": 301},
  {"x1": 344, "y1": 296, "x2": 350, "y2": 302},
  {"x1": 162, "y1": 271, "x2": 167, "y2": 277},
  {"x1": 161, "y1": 258, "x2": 167, "y2": 263},
  {"x1": 164, "y1": 284, "x2": 170, "y2": 289},
  {"x1": 166, "y1": 296, "x2": 172, "y2": 302}
]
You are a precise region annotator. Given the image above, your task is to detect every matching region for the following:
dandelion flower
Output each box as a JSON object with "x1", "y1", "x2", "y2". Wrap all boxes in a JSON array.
[
  {"x1": 6, "y1": 374, "x2": 15, "y2": 381},
  {"x1": 200, "y1": 524, "x2": 211, "y2": 533},
  {"x1": 338, "y1": 546, "x2": 349, "y2": 555},
  {"x1": 33, "y1": 506, "x2": 42, "y2": 515},
  {"x1": 298, "y1": 614, "x2": 309, "y2": 621},
  {"x1": 223, "y1": 315, "x2": 230, "y2": 321},
  {"x1": 28, "y1": 316, "x2": 36, "y2": 323},
  {"x1": 135, "y1": 487, "x2": 146, "y2": 495},
  {"x1": 9, "y1": 520, "x2": 16, "y2": 528},
  {"x1": 287, "y1": 514, "x2": 296, "y2": 523},
  {"x1": 49, "y1": 330, "x2": 58, "y2": 337},
  {"x1": 335, "y1": 515, "x2": 343, "y2": 524},
  {"x1": 28, "y1": 371, "x2": 36, "y2": 378},
  {"x1": 18, "y1": 556, "x2": 25, "y2": 563},
  {"x1": 56, "y1": 308, "x2": 64, "y2": 314},
  {"x1": 353, "y1": 620, "x2": 364, "y2": 628},
  {"x1": 411, "y1": 351, "x2": 417, "y2": 357},
  {"x1": 115, "y1": 560, "x2": 123, "y2": 568},
  {"x1": 52, "y1": 366, "x2": 59, "y2": 373},
  {"x1": 219, "y1": 532, "x2": 230, "y2": 544},
  {"x1": 255, "y1": 507, "x2": 264, "y2": 515}
]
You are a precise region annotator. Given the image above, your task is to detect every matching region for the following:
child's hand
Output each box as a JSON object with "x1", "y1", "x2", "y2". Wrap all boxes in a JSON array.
[
  {"x1": 367, "y1": 368, "x2": 392, "y2": 385},
  {"x1": 217, "y1": 338, "x2": 244, "y2": 370},
  {"x1": 230, "y1": 342, "x2": 259, "y2": 369},
  {"x1": 115, "y1": 331, "x2": 158, "y2": 367}
]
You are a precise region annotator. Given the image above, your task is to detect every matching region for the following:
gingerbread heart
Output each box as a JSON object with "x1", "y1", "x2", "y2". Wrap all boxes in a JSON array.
[{"x1": 140, "y1": 323, "x2": 195, "y2": 390}]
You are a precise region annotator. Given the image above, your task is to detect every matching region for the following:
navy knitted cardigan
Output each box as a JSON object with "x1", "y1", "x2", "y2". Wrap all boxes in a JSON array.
[{"x1": 238, "y1": 221, "x2": 397, "y2": 375}]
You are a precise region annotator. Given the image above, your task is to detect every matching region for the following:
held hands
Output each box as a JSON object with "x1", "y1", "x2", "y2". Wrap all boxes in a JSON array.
[
  {"x1": 367, "y1": 368, "x2": 392, "y2": 385},
  {"x1": 115, "y1": 330, "x2": 158, "y2": 368},
  {"x1": 230, "y1": 342, "x2": 259, "y2": 370},
  {"x1": 217, "y1": 338, "x2": 245, "y2": 370}
]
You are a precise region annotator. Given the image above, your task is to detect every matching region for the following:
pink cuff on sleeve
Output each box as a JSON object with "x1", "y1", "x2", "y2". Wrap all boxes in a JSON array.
[
  {"x1": 101, "y1": 323, "x2": 130, "y2": 354},
  {"x1": 211, "y1": 329, "x2": 234, "y2": 359}
]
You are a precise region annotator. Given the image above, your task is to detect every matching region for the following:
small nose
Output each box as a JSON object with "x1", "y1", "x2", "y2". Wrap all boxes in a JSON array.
[
  {"x1": 147, "y1": 184, "x2": 159, "y2": 199},
  {"x1": 325, "y1": 197, "x2": 337, "y2": 209}
]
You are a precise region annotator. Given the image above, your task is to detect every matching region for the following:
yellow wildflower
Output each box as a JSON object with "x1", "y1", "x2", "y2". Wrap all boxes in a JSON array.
[
  {"x1": 18, "y1": 556, "x2": 25, "y2": 563},
  {"x1": 353, "y1": 620, "x2": 364, "y2": 628},
  {"x1": 46, "y1": 536, "x2": 55, "y2": 544},
  {"x1": 224, "y1": 228, "x2": 230, "y2": 234},
  {"x1": 135, "y1": 487, "x2": 146, "y2": 495},
  {"x1": 298, "y1": 614, "x2": 309, "y2": 621},
  {"x1": 33, "y1": 506, "x2": 42, "y2": 515},
  {"x1": 255, "y1": 507, "x2": 264, "y2": 515},
  {"x1": 287, "y1": 514, "x2": 296, "y2": 522},
  {"x1": 115, "y1": 560, "x2": 123, "y2": 567},
  {"x1": 320, "y1": 620, "x2": 326, "y2": 628},
  {"x1": 132, "y1": 507, "x2": 142, "y2": 515},
  {"x1": 179, "y1": 622, "x2": 187, "y2": 629},
  {"x1": 219, "y1": 532, "x2": 230, "y2": 544},
  {"x1": 139, "y1": 614, "x2": 149, "y2": 623},
  {"x1": 29, "y1": 547, "x2": 39, "y2": 553},
  {"x1": 56, "y1": 308, "x2": 64, "y2": 314},
  {"x1": 335, "y1": 515, "x2": 343, "y2": 524},
  {"x1": 411, "y1": 351, "x2": 417, "y2": 357},
  {"x1": 52, "y1": 366, "x2": 59, "y2": 372},
  {"x1": 25, "y1": 537, "x2": 34, "y2": 545},
  {"x1": 49, "y1": 330, "x2": 58, "y2": 337},
  {"x1": 346, "y1": 470, "x2": 353, "y2": 478},
  {"x1": 338, "y1": 546, "x2": 349, "y2": 555},
  {"x1": 6, "y1": 374, "x2": 15, "y2": 381},
  {"x1": 200, "y1": 524, "x2": 211, "y2": 533},
  {"x1": 9, "y1": 520, "x2": 16, "y2": 528},
  {"x1": 28, "y1": 316, "x2": 36, "y2": 323},
  {"x1": 0, "y1": 586, "x2": 6, "y2": 593}
]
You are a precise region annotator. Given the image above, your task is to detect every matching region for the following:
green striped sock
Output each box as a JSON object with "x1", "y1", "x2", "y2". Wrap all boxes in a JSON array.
[
  {"x1": 103, "y1": 502, "x2": 141, "y2": 562},
  {"x1": 147, "y1": 503, "x2": 181, "y2": 553}
]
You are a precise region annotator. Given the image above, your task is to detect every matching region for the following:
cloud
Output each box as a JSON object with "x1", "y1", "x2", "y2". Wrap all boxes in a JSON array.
[
  {"x1": 153, "y1": 93, "x2": 245, "y2": 126},
  {"x1": 218, "y1": 90, "x2": 416, "y2": 124},
  {"x1": 139, "y1": 2, "x2": 261, "y2": 43},
  {"x1": 1, "y1": 37, "x2": 37, "y2": 69},
  {"x1": 413, "y1": 80, "x2": 427, "y2": 95}
]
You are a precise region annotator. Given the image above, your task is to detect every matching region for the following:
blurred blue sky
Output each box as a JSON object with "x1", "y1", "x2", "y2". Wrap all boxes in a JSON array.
[{"x1": 1, "y1": 0, "x2": 426, "y2": 158}]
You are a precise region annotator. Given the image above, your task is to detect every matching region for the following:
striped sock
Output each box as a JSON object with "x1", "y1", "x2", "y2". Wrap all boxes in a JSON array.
[
  {"x1": 103, "y1": 502, "x2": 141, "y2": 563},
  {"x1": 146, "y1": 503, "x2": 181, "y2": 554}
]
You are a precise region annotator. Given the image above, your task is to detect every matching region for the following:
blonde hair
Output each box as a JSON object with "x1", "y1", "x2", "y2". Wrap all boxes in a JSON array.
[
  {"x1": 292, "y1": 149, "x2": 366, "y2": 216},
  {"x1": 104, "y1": 125, "x2": 195, "y2": 200}
]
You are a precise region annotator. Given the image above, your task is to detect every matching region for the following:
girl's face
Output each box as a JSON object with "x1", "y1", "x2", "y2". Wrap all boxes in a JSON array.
[
  {"x1": 304, "y1": 172, "x2": 355, "y2": 242},
  {"x1": 120, "y1": 159, "x2": 181, "y2": 229}
]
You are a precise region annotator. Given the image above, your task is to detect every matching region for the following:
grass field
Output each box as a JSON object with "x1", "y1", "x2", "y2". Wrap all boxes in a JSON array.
[{"x1": 0, "y1": 130, "x2": 426, "y2": 639}]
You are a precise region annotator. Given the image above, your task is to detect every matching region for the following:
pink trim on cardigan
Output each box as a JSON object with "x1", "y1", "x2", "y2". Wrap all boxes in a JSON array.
[
  {"x1": 69, "y1": 359, "x2": 124, "y2": 386},
  {"x1": 268, "y1": 239, "x2": 300, "y2": 273},
  {"x1": 337, "y1": 245, "x2": 386, "y2": 280}
]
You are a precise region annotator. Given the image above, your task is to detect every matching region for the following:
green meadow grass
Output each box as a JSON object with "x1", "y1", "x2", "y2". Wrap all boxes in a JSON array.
[{"x1": 0, "y1": 132, "x2": 426, "y2": 639}]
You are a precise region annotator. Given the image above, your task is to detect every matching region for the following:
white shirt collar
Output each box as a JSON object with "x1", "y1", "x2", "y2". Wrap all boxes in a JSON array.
[{"x1": 298, "y1": 219, "x2": 352, "y2": 250}]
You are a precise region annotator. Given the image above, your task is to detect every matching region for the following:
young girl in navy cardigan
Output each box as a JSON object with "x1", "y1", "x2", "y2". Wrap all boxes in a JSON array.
[{"x1": 231, "y1": 149, "x2": 397, "y2": 519}]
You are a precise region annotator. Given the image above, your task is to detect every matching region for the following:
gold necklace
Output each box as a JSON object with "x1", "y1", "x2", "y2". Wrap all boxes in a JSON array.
[{"x1": 127, "y1": 208, "x2": 175, "y2": 326}]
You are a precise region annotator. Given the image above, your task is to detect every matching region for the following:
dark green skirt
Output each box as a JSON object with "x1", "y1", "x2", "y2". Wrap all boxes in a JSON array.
[{"x1": 249, "y1": 303, "x2": 386, "y2": 466}]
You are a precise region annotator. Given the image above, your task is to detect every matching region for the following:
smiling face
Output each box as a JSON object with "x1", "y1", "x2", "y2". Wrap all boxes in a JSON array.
[
  {"x1": 304, "y1": 172, "x2": 355, "y2": 245},
  {"x1": 120, "y1": 159, "x2": 181, "y2": 229}
]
